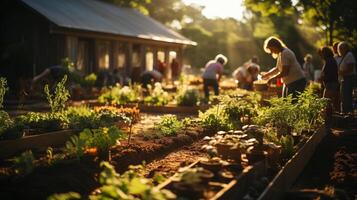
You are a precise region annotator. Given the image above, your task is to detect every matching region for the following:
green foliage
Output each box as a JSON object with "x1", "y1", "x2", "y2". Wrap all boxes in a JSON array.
[
  {"x1": 12, "y1": 150, "x2": 35, "y2": 175},
  {"x1": 0, "y1": 110, "x2": 12, "y2": 135},
  {"x1": 155, "y1": 115, "x2": 183, "y2": 136},
  {"x1": 199, "y1": 105, "x2": 232, "y2": 131},
  {"x1": 82, "y1": 73, "x2": 97, "y2": 87},
  {"x1": 98, "y1": 84, "x2": 140, "y2": 105},
  {"x1": 88, "y1": 161, "x2": 176, "y2": 200},
  {"x1": 0, "y1": 77, "x2": 8, "y2": 109},
  {"x1": 65, "y1": 106, "x2": 97, "y2": 130},
  {"x1": 279, "y1": 135, "x2": 295, "y2": 158},
  {"x1": 64, "y1": 126, "x2": 126, "y2": 159},
  {"x1": 220, "y1": 93, "x2": 259, "y2": 128},
  {"x1": 255, "y1": 95, "x2": 297, "y2": 135},
  {"x1": 18, "y1": 112, "x2": 66, "y2": 132},
  {"x1": 64, "y1": 131, "x2": 89, "y2": 160},
  {"x1": 47, "y1": 192, "x2": 81, "y2": 200},
  {"x1": 176, "y1": 87, "x2": 199, "y2": 106},
  {"x1": 65, "y1": 106, "x2": 131, "y2": 131},
  {"x1": 295, "y1": 89, "x2": 328, "y2": 132},
  {"x1": 144, "y1": 83, "x2": 170, "y2": 106},
  {"x1": 44, "y1": 75, "x2": 70, "y2": 113}
]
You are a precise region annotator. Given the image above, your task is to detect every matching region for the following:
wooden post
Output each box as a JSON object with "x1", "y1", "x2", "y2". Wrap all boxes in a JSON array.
[
  {"x1": 126, "y1": 43, "x2": 133, "y2": 80},
  {"x1": 164, "y1": 48, "x2": 170, "y2": 81},
  {"x1": 153, "y1": 47, "x2": 158, "y2": 70}
]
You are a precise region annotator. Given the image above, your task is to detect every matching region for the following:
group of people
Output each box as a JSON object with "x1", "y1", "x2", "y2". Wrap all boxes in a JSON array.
[
  {"x1": 201, "y1": 36, "x2": 356, "y2": 114},
  {"x1": 319, "y1": 41, "x2": 356, "y2": 114}
]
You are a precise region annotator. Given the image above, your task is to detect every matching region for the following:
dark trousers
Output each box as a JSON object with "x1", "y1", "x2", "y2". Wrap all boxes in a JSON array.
[
  {"x1": 340, "y1": 75, "x2": 354, "y2": 113},
  {"x1": 282, "y1": 78, "x2": 307, "y2": 99},
  {"x1": 203, "y1": 78, "x2": 219, "y2": 99}
]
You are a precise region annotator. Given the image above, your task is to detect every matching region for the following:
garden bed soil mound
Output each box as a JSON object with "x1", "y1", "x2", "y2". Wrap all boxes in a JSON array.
[
  {"x1": 0, "y1": 126, "x2": 211, "y2": 199},
  {"x1": 111, "y1": 126, "x2": 208, "y2": 173},
  {"x1": 286, "y1": 128, "x2": 357, "y2": 199},
  {"x1": 142, "y1": 139, "x2": 210, "y2": 178}
]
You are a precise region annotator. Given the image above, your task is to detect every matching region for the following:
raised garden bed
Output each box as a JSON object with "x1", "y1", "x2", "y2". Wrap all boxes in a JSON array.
[{"x1": 0, "y1": 129, "x2": 74, "y2": 158}]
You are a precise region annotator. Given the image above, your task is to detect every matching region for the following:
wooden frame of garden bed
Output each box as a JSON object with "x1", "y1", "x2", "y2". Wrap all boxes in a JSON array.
[
  {"x1": 0, "y1": 129, "x2": 74, "y2": 159},
  {"x1": 257, "y1": 126, "x2": 327, "y2": 200},
  {"x1": 155, "y1": 160, "x2": 267, "y2": 200}
]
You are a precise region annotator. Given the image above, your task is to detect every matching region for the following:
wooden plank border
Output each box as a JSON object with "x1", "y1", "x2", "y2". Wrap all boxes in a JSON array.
[
  {"x1": 0, "y1": 130, "x2": 74, "y2": 159},
  {"x1": 257, "y1": 126, "x2": 327, "y2": 200}
]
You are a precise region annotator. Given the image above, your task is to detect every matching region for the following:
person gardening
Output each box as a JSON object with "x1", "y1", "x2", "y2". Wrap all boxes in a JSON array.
[
  {"x1": 202, "y1": 54, "x2": 228, "y2": 100},
  {"x1": 261, "y1": 36, "x2": 306, "y2": 99}
]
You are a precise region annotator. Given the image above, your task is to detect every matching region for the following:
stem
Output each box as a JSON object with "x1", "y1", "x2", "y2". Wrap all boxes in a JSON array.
[{"x1": 128, "y1": 119, "x2": 133, "y2": 144}]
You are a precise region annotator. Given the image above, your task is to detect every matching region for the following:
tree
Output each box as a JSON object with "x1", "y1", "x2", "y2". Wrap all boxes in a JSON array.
[{"x1": 297, "y1": 0, "x2": 357, "y2": 46}]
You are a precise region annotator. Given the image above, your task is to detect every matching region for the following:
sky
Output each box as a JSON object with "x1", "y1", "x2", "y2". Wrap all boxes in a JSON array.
[{"x1": 182, "y1": 0, "x2": 245, "y2": 21}]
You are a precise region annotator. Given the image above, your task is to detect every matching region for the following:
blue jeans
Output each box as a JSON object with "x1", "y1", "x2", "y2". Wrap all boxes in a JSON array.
[
  {"x1": 282, "y1": 78, "x2": 307, "y2": 99},
  {"x1": 203, "y1": 78, "x2": 219, "y2": 99},
  {"x1": 340, "y1": 75, "x2": 354, "y2": 113}
]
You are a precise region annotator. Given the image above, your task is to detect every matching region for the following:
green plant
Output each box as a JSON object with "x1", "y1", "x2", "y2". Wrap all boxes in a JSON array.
[
  {"x1": 47, "y1": 192, "x2": 81, "y2": 200},
  {"x1": 279, "y1": 135, "x2": 295, "y2": 158},
  {"x1": 144, "y1": 83, "x2": 170, "y2": 106},
  {"x1": 17, "y1": 112, "x2": 67, "y2": 132},
  {"x1": 0, "y1": 77, "x2": 8, "y2": 109},
  {"x1": 44, "y1": 75, "x2": 70, "y2": 113},
  {"x1": 254, "y1": 95, "x2": 297, "y2": 135},
  {"x1": 12, "y1": 150, "x2": 35, "y2": 175},
  {"x1": 199, "y1": 105, "x2": 232, "y2": 131},
  {"x1": 64, "y1": 126, "x2": 126, "y2": 160},
  {"x1": 90, "y1": 162, "x2": 176, "y2": 200},
  {"x1": 64, "y1": 129, "x2": 92, "y2": 160},
  {"x1": 98, "y1": 84, "x2": 140, "y2": 105},
  {"x1": 155, "y1": 115, "x2": 183, "y2": 136},
  {"x1": 176, "y1": 87, "x2": 199, "y2": 106},
  {"x1": 295, "y1": 89, "x2": 327, "y2": 132},
  {"x1": 46, "y1": 147, "x2": 54, "y2": 165},
  {"x1": 83, "y1": 73, "x2": 97, "y2": 87},
  {"x1": 0, "y1": 110, "x2": 12, "y2": 134},
  {"x1": 89, "y1": 126, "x2": 125, "y2": 152}
]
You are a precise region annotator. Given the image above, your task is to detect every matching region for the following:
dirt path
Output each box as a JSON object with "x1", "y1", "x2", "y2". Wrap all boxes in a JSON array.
[{"x1": 143, "y1": 139, "x2": 209, "y2": 178}]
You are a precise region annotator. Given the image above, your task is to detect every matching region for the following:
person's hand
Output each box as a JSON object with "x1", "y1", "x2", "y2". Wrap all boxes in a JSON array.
[
  {"x1": 267, "y1": 78, "x2": 274, "y2": 85},
  {"x1": 261, "y1": 73, "x2": 269, "y2": 80}
]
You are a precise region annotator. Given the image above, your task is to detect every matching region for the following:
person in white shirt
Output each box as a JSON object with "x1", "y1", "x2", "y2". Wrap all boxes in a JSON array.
[
  {"x1": 202, "y1": 54, "x2": 227, "y2": 99},
  {"x1": 338, "y1": 41, "x2": 356, "y2": 114},
  {"x1": 261, "y1": 36, "x2": 306, "y2": 99},
  {"x1": 232, "y1": 57, "x2": 260, "y2": 90}
]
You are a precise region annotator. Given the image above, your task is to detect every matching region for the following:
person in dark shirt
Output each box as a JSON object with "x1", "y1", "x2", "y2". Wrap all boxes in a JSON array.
[{"x1": 319, "y1": 46, "x2": 339, "y2": 111}]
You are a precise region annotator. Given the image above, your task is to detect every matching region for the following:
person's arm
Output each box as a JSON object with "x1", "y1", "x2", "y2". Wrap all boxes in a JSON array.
[
  {"x1": 216, "y1": 65, "x2": 223, "y2": 82},
  {"x1": 262, "y1": 67, "x2": 279, "y2": 80},
  {"x1": 267, "y1": 64, "x2": 290, "y2": 84},
  {"x1": 32, "y1": 68, "x2": 50, "y2": 83}
]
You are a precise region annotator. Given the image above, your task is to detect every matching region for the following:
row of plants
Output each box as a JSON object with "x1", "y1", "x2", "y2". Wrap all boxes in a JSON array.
[
  {"x1": 98, "y1": 82, "x2": 203, "y2": 107},
  {"x1": 0, "y1": 76, "x2": 140, "y2": 140},
  {"x1": 9, "y1": 125, "x2": 126, "y2": 177}
]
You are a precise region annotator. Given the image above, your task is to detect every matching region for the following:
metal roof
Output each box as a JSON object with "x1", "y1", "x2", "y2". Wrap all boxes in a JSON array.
[{"x1": 22, "y1": 0, "x2": 196, "y2": 45}]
